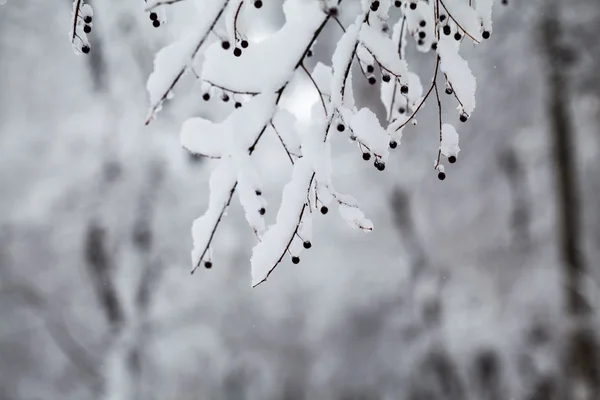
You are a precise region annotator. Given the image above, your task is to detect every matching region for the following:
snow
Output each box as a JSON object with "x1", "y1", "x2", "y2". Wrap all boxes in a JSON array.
[
  {"x1": 331, "y1": 16, "x2": 363, "y2": 108},
  {"x1": 438, "y1": 36, "x2": 477, "y2": 115},
  {"x1": 359, "y1": 24, "x2": 408, "y2": 85},
  {"x1": 202, "y1": 0, "x2": 327, "y2": 94},
  {"x1": 146, "y1": 0, "x2": 230, "y2": 121},
  {"x1": 349, "y1": 108, "x2": 390, "y2": 160},
  {"x1": 336, "y1": 193, "x2": 373, "y2": 232},
  {"x1": 476, "y1": 0, "x2": 495, "y2": 33},
  {"x1": 441, "y1": 0, "x2": 484, "y2": 42},
  {"x1": 441, "y1": 123, "x2": 460, "y2": 158},
  {"x1": 250, "y1": 158, "x2": 313, "y2": 286}
]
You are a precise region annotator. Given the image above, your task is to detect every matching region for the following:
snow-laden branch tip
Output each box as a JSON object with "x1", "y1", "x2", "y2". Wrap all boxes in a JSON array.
[{"x1": 66, "y1": 0, "x2": 504, "y2": 285}]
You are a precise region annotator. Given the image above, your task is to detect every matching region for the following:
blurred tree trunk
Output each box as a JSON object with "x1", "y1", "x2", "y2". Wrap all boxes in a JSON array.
[{"x1": 540, "y1": 3, "x2": 599, "y2": 398}]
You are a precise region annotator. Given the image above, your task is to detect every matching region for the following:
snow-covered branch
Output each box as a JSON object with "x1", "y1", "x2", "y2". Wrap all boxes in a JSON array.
[{"x1": 66, "y1": 0, "x2": 508, "y2": 286}]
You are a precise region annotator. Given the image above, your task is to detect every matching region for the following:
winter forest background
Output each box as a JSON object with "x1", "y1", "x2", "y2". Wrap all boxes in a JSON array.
[{"x1": 1, "y1": 0, "x2": 600, "y2": 399}]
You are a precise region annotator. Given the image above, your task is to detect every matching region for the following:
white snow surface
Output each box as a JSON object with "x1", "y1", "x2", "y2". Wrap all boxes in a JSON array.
[{"x1": 438, "y1": 36, "x2": 477, "y2": 115}]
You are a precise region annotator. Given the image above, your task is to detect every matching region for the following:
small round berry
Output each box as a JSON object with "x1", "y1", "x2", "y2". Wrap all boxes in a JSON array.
[
  {"x1": 371, "y1": 1, "x2": 380, "y2": 11},
  {"x1": 320, "y1": 206, "x2": 329, "y2": 215},
  {"x1": 255, "y1": 190, "x2": 262, "y2": 196},
  {"x1": 222, "y1": 41, "x2": 231, "y2": 50},
  {"x1": 83, "y1": 25, "x2": 92, "y2": 34},
  {"x1": 259, "y1": 207, "x2": 266, "y2": 216},
  {"x1": 431, "y1": 42, "x2": 438, "y2": 51},
  {"x1": 445, "y1": 87, "x2": 453, "y2": 95},
  {"x1": 394, "y1": 0, "x2": 402, "y2": 7},
  {"x1": 366, "y1": 64, "x2": 375, "y2": 74},
  {"x1": 368, "y1": 76, "x2": 377, "y2": 85},
  {"x1": 81, "y1": 45, "x2": 90, "y2": 54},
  {"x1": 241, "y1": 40, "x2": 249, "y2": 49},
  {"x1": 417, "y1": 39, "x2": 425, "y2": 46},
  {"x1": 222, "y1": 93, "x2": 230, "y2": 102},
  {"x1": 328, "y1": 7, "x2": 339, "y2": 17},
  {"x1": 149, "y1": 12, "x2": 157, "y2": 21},
  {"x1": 459, "y1": 113, "x2": 468, "y2": 122},
  {"x1": 410, "y1": 2, "x2": 417, "y2": 10},
  {"x1": 337, "y1": 123, "x2": 345, "y2": 132},
  {"x1": 443, "y1": 25, "x2": 451, "y2": 36},
  {"x1": 153, "y1": 19, "x2": 161, "y2": 28},
  {"x1": 454, "y1": 32, "x2": 462, "y2": 41},
  {"x1": 419, "y1": 31, "x2": 426, "y2": 39},
  {"x1": 398, "y1": 107, "x2": 406, "y2": 114},
  {"x1": 438, "y1": 171, "x2": 446, "y2": 180},
  {"x1": 419, "y1": 20, "x2": 426, "y2": 27},
  {"x1": 84, "y1": 15, "x2": 93, "y2": 24},
  {"x1": 204, "y1": 261, "x2": 213, "y2": 269},
  {"x1": 303, "y1": 241, "x2": 312, "y2": 249},
  {"x1": 374, "y1": 160, "x2": 386, "y2": 171},
  {"x1": 233, "y1": 48, "x2": 242, "y2": 57},
  {"x1": 382, "y1": 74, "x2": 391, "y2": 83},
  {"x1": 400, "y1": 85, "x2": 409, "y2": 94},
  {"x1": 440, "y1": 14, "x2": 447, "y2": 22},
  {"x1": 292, "y1": 256, "x2": 300, "y2": 264},
  {"x1": 482, "y1": 30, "x2": 491, "y2": 39},
  {"x1": 362, "y1": 152, "x2": 371, "y2": 161},
  {"x1": 390, "y1": 140, "x2": 398, "y2": 149},
  {"x1": 202, "y1": 93, "x2": 210, "y2": 101},
  {"x1": 448, "y1": 155, "x2": 457, "y2": 164},
  {"x1": 306, "y1": 49, "x2": 313, "y2": 57},
  {"x1": 235, "y1": 102, "x2": 242, "y2": 109},
  {"x1": 254, "y1": 0, "x2": 263, "y2": 8}
]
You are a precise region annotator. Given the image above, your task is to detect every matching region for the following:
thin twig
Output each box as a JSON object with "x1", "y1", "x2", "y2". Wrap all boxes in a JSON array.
[{"x1": 301, "y1": 64, "x2": 328, "y2": 117}]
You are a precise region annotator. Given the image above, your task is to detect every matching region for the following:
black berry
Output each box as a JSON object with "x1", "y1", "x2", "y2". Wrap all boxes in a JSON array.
[
  {"x1": 204, "y1": 261, "x2": 213, "y2": 269},
  {"x1": 222, "y1": 93, "x2": 230, "y2": 102},
  {"x1": 254, "y1": 0, "x2": 263, "y2": 8},
  {"x1": 438, "y1": 171, "x2": 446, "y2": 180},
  {"x1": 368, "y1": 76, "x2": 377, "y2": 85},
  {"x1": 337, "y1": 123, "x2": 345, "y2": 132},
  {"x1": 382, "y1": 74, "x2": 391, "y2": 83},
  {"x1": 417, "y1": 39, "x2": 425, "y2": 46},
  {"x1": 202, "y1": 93, "x2": 210, "y2": 101},
  {"x1": 400, "y1": 85, "x2": 409, "y2": 94},
  {"x1": 445, "y1": 87, "x2": 453, "y2": 95},
  {"x1": 459, "y1": 113, "x2": 468, "y2": 122},
  {"x1": 320, "y1": 206, "x2": 329, "y2": 215},
  {"x1": 362, "y1": 152, "x2": 371, "y2": 161},
  {"x1": 443, "y1": 25, "x2": 451, "y2": 35},
  {"x1": 241, "y1": 40, "x2": 249, "y2": 49},
  {"x1": 149, "y1": 13, "x2": 157, "y2": 21},
  {"x1": 306, "y1": 49, "x2": 313, "y2": 57},
  {"x1": 390, "y1": 140, "x2": 398, "y2": 149},
  {"x1": 454, "y1": 32, "x2": 462, "y2": 41},
  {"x1": 303, "y1": 241, "x2": 312, "y2": 249},
  {"x1": 235, "y1": 102, "x2": 242, "y2": 109},
  {"x1": 81, "y1": 45, "x2": 90, "y2": 54},
  {"x1": 153, "y1": 19, "x2": 161, "y2": 28},
  {"x1": 366, "y1": 64, "x2": 375, "y2": 73},
  {"x1": 394, "y1": 0, "x2": 402, "y2": 7},
  {"x1": 448, "y1": 155, "x2": 457, "y2": 164},
  {"x1": 222, "y1": 41, "x2": 230, "y2": 50},
  {"x1": 259, "y1": 207, "x2": 266, "y2": 215},
  {"x1": 482, "y1": 30, "x2": 490, "y2": 39},
  {"x1": 292, "y1": 256, "x2": 300, "y2": 264},
  {"x1": 84, "y1": 15, "x2": 92, "y2": 24},
  {"x1": 328, "y1": 7, "x2": 339, "y2": 17},
  {"x1": 431, "y1": 42, "x2": 438, "y2": 50},
  {"x1": 371, "y1": 1, "x2": 380, "y2": 11},
  {"x1": 410, "y1": 2, "x2": 417, "y2": 10},
  {"x1": 233, "y1": 48, "x2": 242, "y2": 57},
  {"x1": 419, "y1": 31, "x2": 426, "y2": 39},
  {"x1": 374, "y1": 160, "x2": 386, "y2": 171},
  {"x1": 398, "y1": 107, "x2": 406, "y2": 114},
  {"x1": 83, "y1": 25, "x2": 92, "y2": 34},
  {"x1": 255, "y1": 190, "x2": 262, "y2": 196},
  {"x1": 419, "y1": 20, "x2": 426, "y2": 27}
]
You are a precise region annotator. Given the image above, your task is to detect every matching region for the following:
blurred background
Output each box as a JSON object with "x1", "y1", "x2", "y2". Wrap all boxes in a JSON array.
[{"x1": 1, "y1": 0, "x2": 600, "y2": 399}]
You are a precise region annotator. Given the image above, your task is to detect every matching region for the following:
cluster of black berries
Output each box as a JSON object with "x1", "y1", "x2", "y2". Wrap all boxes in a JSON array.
[
  {"x1": 79, "y1": 11, "x2": 93, "y2": 54},
  {"x1": 221, "y1": 37, "x2": 249, "y2": 57},
  {"x1": 149, "y1": 12, "x2": 160, "y2": 28}
]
